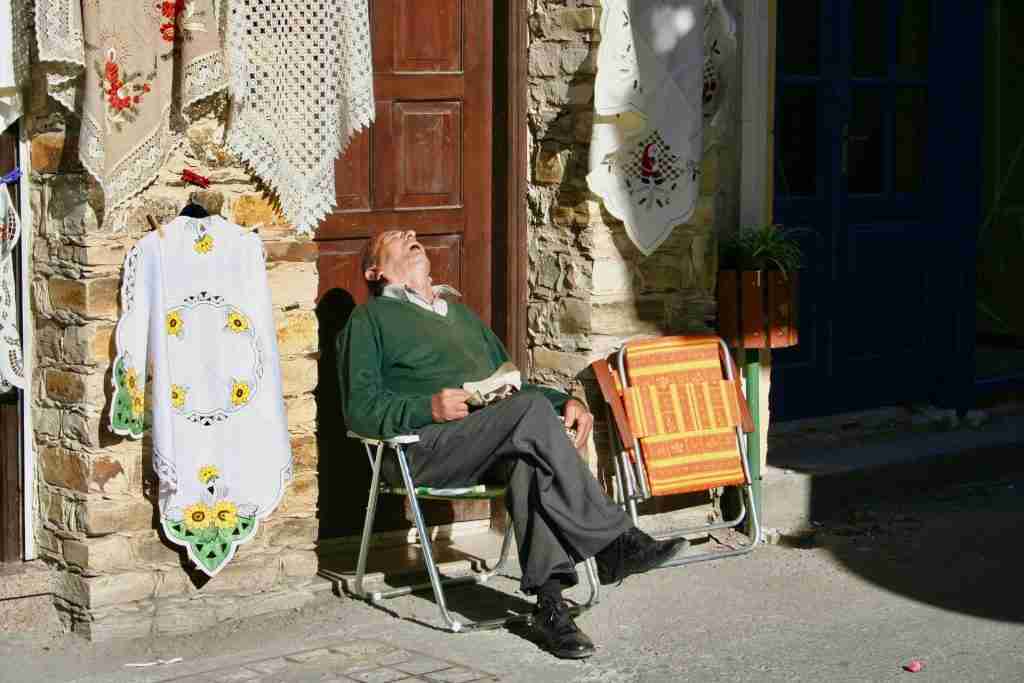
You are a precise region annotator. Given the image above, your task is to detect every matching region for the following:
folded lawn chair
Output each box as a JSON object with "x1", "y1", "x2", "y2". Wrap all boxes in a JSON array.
[
  {"x1": 590, "y1": 335, "x2": 762, "y2": 566},
  {"x1": 346, "y1": 432, "x2": 601, "y2": 632}
]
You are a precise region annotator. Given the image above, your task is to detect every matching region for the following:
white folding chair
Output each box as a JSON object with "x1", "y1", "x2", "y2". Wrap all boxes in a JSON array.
[{"x1": 345, "y1": 432, "x2": 601, "y2": 632}]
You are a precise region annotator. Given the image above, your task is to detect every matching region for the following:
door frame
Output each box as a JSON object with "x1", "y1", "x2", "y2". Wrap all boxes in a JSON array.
[{"x1": 495, "y1": 0, "x2": 530, "y2": 366}]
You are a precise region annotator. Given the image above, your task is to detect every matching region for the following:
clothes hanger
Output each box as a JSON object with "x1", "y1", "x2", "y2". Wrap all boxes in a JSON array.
[
  {"x1": 178, "y1": 200, "x2": 209, "y2": 219},
  {"x1": 179, "y1": 170, "x2": 210, "y2": 218}
]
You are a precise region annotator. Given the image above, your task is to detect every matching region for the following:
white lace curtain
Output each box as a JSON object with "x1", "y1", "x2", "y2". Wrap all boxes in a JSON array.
[
  {"x1": 30, "y1": 0, "x2": 374, "y2": 235},
  {"x1": 587, "y1": 0, "x2": 737, "y2": 256},
  {"x1": 1, "y1": 0, "x2": 30, "y2": 130}
]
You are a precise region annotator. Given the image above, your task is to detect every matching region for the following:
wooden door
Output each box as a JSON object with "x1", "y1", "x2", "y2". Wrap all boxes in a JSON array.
[
  {"x1": 0, "y1": 126, "x2": 22, "y2": 562},
  {"x1": 316, "y1": 0, "x2": 494, "y2": 538},
  {"x1": 771, "y1": 0, "x2": 983, "y2": 419}
]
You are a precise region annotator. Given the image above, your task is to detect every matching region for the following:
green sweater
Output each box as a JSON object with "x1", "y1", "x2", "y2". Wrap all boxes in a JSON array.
[{"x1": 337, "y1": 296, "x2": 570, "y2": 438}]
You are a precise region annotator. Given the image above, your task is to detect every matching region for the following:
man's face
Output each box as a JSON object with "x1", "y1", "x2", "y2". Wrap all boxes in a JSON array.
[{"x1": 365, "y1": 230, "x2": 430, "y2": 286}]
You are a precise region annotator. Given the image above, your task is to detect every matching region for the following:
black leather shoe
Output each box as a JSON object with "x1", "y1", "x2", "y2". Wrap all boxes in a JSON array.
[
  {"x1": 531, "y1": 598, "x2": 596, "y2": 659},
  {"x1": 595, "y1": 527, "x2": 688, "y2": 585}
]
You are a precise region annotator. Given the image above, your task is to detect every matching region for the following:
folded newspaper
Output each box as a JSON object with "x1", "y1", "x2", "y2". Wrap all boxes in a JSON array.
[{"x1": 462, "y1": 362, "x2": 522, "y2": 407}]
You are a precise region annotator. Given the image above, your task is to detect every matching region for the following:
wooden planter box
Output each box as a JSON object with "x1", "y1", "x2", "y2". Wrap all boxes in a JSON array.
[{"x1": 716, "y1": 270, "x2": 799, "y2": 349}]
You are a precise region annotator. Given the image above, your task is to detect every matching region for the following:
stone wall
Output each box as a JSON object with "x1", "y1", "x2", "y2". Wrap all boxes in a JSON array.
[
  {"x1": 525, "y1": 0, "x2": 741, "y2": 476},
  {"x1": 25, "y1": 88, "x2": 322, "y2": 640}
]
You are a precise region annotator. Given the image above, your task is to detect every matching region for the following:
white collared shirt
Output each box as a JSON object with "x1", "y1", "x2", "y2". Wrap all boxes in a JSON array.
[{"x1": 381, "y1": 283, "x2": 462, "y2": 317}]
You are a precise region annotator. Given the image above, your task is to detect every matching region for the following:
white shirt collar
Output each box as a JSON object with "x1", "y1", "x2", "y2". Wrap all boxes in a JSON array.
[{"x1": 380, "y1": 283, "x2": 461, "y2": 317}]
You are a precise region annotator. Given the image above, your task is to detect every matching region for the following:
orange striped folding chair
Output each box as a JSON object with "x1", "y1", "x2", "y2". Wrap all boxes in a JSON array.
[{"x1": 590, "y1": 334, "x2": 762, "y2": 565}]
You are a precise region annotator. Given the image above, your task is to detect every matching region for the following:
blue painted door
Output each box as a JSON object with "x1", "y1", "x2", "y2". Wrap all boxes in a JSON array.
[{"x1": 771, "y1": 0, "x2": 983, "y2": 420}]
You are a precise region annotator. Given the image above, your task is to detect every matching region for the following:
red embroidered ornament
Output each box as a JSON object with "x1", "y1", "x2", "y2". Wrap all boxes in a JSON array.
[{"x1": 181, "y1": 169, "x2": 211, "y2": 188}]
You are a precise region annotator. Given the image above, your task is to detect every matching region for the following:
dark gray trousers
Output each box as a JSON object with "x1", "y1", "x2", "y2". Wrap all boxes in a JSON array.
[{"x1": 395, "y1": 392, "x2": 633, "y2": 594}]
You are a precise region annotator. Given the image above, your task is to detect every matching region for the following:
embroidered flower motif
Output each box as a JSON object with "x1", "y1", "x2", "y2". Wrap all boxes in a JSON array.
[
  {"x1": 159, "y1": 1, "x2": 206, "y2": 43},
  {"x1": 171, "y1": 384, "x2": 187, "y2": 410},
  {"x1": 183, "y1": 503, "x2": 212, "y2": 531},
  {"x1": 100, "y1": 49, "x2": 154, "y2": 127},
  {"x1": 166, "y1": 310, "x2": 184, "y2": 337},
  {"x1": 225, "y1": 310, "x2": 250, "y2": 333},
  {"x1": 193, "y1": 233, "x2": 214, "y2": 255},
  {"x1": 131, "y1": 392, "x2": 145, "y2": 418},
  {"x1": 212, "y1": 500, "x2": 238, "y2": 530},
  {"x1": 123, "y1": 367, "x2": 139, "y2": 394},
  {"x1": 198, "y1": 465, "x2": 219, "y2": 485},
  {"x1": 230, "y1": 380, "x2": 251, "y2": 407}
]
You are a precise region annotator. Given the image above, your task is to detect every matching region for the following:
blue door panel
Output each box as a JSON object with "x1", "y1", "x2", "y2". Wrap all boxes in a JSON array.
[{"x1": 771, "y1": 0, "x2": 984, "y2": 419}]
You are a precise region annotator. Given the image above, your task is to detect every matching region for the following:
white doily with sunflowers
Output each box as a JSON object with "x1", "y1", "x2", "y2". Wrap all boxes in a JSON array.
[{"x1": 110, "y1": 216, "x2": 291, "y2": 576}]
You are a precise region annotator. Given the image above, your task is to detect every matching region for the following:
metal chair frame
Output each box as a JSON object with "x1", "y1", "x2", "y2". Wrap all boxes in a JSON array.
[
  {"x1": 607, "y1": 337, "x2": 763, "y2": 566},
  {"x1": 347, "y1": 432, "x2": 601, "y2": 632}
]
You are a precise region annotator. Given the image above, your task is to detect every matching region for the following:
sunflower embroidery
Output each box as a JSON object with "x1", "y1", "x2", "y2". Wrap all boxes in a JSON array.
[
  {"x1": 198, "y1": 465, "x2": 219, "y2": 485},
  {"x1": 183, "y1": 502, "x2": 212, "y2": 531},
  {"x1": 166, "y1": 310, "x2": 184, "y2": 337},
  {"x1": 170, "y1": 384, "x2": 187, "y2": 410},
  {"x1": 225, "y1": 310, "x2": 250, "y2": 334},
  {"x1": 194, "y1": 233, "x2": 214, "y2": 255},
  {"x1": 123, "y1": 367, "x2": 139, "y2": 394},
  {"x1": 212, "y1": 500, "x2": 238, "y2": 530},
  {"x1": 230, "y1": 380, "x2": 251, "y2": 407},
  {"x1": 131, "y1": 392, "x2": 145, "y2": 418}
]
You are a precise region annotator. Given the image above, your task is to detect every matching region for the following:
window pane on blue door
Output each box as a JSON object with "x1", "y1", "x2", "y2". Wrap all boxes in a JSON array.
[
  {"x1": 847, "y1": 89, "x2": 883, "y2": 194},
  {"x1": 852, "y1": 1, "x2": 886, "y2": 77},
  {"x1": 776, "y1": 86, "x2": 819, "y2": 196},
  {"x1": 778, "y1": 0, "x2": 820, "y2": 75},
  {"x1": 894, "y1": 87, "x2": 927, "y2": 193},
  {"x1": 895, "y1": 0, "x2": 930, "y2": 77}
]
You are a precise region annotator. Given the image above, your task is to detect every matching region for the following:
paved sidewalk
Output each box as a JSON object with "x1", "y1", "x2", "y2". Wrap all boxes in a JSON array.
[{"x1": 3, "y1": 464, "x2": 1023, "y2": 682}]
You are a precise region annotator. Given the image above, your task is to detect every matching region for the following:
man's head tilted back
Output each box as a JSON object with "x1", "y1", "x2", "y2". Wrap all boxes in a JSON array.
[{"x1": 362, "y1": 230, "x2": 430, "y2": 296}]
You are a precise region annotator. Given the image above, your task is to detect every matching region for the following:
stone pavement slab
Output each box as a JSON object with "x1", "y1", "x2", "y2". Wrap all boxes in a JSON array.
[{"x1": 162, "y1": 639, "x2": 494, "y2": 683}]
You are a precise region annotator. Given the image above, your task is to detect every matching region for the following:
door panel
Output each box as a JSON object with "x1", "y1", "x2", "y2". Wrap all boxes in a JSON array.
[
  {"x1": 316, "y1": 0, "x2": 493, "y2": 537},
  {"x1": 393, "y1": 101, "x2": 462, "y2": 209},
  {"x1": 771, "y1": 0, "x2": 981, "y2": 419}
]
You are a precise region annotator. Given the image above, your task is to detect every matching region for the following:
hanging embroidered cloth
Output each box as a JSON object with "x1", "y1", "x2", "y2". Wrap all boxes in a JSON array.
[
  {"x1": 111, "y1": 217, "x2": 291, "y2": 576},
  {"x1": 224, "y1": 0, "x2": 375, "y2": 234},
  {"x1": 1, "y1": 0, "x2": 30, "y2": 130},
  {"x1": 33, "y1": 0, "x2": 227, "y2": 217},
  {"x1": 587, "y1": 0, "x2": 736, "y2": 256},
  {"x1": 0, "y1": 182, "x2": 25, "y2": 393}
]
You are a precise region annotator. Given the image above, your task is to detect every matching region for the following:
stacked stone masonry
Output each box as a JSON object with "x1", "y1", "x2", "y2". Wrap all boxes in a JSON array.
[
  {"x1": 526, "y1": 0, "x2": 741, "y2": 474},
  {"x1": 26, "y1": 88, "x2": 321, "y2": 640}
]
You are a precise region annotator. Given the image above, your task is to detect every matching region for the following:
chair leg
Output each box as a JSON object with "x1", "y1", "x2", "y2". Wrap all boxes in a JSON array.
[
  {"x1": 353, "y1": 443, "x2": 385, "y2": 601},
  {"x1": 581, "y1": 557, "x2": 601, "y2": 608},
  {"x1": 620, "y1": 451, "x2": 640, "y2": 525},
  {"x1": 476, "y1": 515, "x2": 514, "y2": 582},
  {"x1": 394, "y1": 445, "x2": 465, "y2": 632}
]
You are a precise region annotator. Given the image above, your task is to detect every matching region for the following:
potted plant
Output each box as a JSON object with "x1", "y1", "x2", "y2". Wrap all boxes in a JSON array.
[{"x1": 717, "y1": 224, "x2": 804, "y2": 349}]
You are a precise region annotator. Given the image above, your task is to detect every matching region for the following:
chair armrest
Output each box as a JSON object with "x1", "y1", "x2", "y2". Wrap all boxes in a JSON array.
[{"x1": 346, "y1": 431, "x2": 421, "y2": 446}]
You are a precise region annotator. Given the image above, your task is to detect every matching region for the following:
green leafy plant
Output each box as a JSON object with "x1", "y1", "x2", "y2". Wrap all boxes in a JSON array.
[{"x1": 720, "y1": 224, "x2": 806, "y2": 276}]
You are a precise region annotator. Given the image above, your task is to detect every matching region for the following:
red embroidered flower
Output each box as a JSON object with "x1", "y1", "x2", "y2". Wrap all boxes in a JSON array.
[
  {"x1": 142, "y1": 83, "x2": 151, "y2": 93},
  {"x1": 161, "y1": 22, "x2": 176, "y2": 42},
  {"x1": 160, "y1": 0, "x2": 180, "y2": 19}
]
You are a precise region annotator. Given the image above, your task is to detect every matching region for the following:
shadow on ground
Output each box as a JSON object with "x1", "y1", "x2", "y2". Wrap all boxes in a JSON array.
[{"x1": 783, "y1": 443, "x2": 1024, "y2": 624}]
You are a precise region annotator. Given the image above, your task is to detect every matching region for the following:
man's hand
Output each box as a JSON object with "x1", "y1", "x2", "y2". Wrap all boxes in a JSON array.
[
  {"x1": 431, "y1": 388, "x2": 471, "y2": 423},
  {"x1": 563, "y1": 398, "x2": 594, "y2": 449}
]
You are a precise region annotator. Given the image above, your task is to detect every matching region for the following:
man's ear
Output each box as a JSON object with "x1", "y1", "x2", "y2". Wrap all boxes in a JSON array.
[{"x1": 364, "y1": 266, "x2": 380, "y2": 282}]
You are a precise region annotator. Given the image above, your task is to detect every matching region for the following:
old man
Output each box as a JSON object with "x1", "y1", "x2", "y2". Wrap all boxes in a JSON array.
[{"x1": 337, "y1": 229, "x2": 684, "y2": 659}]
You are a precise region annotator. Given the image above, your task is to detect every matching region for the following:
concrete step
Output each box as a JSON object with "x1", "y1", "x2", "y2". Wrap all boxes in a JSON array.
[
  {"x1": 763, "y1": 413, "x2": 1024, "y2": 531},
  {"x1": 0, "y1": 561, "x2": 63, "y2": 640}
]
